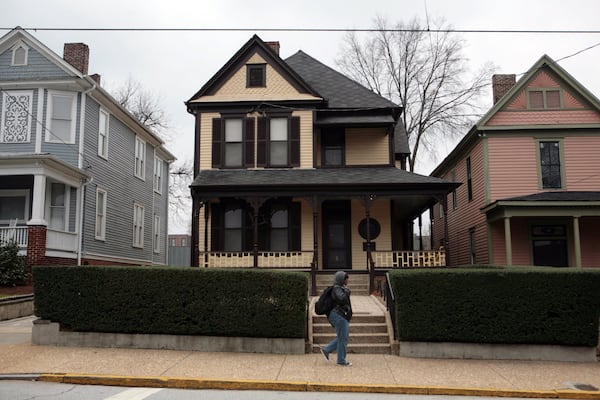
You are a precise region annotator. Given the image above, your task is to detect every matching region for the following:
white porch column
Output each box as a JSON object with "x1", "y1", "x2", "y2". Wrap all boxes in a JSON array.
[
  {"x1": 28, "y1": 174, "x2": 47, "y2": 226},
  {"x1": 503, "y1": 217, "x2": 512, "y2": 266},
  {"x1": 573, "y1": 216, "x2": 582, "y2": 268}
]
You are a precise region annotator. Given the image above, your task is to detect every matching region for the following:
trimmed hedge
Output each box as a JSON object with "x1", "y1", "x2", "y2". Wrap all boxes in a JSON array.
[
  {"x1": 389, "y1": 267, "x2": 600, "y2": 346},
  {"x1": 33, "y1": 266, "x2": 308, "y2": 338}
]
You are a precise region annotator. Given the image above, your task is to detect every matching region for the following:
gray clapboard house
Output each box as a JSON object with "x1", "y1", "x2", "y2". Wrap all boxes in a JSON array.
[{"x1": 0, "y1": 27, "x2": 175, "y2": 268}]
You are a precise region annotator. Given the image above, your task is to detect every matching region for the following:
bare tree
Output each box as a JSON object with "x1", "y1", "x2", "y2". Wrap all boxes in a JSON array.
[{"x1": 337, "y1": 16, "x2": 495, "y2": 172}]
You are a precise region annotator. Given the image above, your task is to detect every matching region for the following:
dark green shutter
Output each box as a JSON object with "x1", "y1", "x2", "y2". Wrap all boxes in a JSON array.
[
  {"x1": 257, "y1": 117, "x2": 267, "y2": 167},
  {"x1": 290, "y1": 116, "x2": 300, "y2": 167},
  {"x1": 212, "y1": 118, "x2": 222, "y2": 168},
  {"x1": 244, "y1": 117, "x2": 255, "y2": 168},
  {"x1": 210, "y1": 202, "x2": 223, "y2": 251}
]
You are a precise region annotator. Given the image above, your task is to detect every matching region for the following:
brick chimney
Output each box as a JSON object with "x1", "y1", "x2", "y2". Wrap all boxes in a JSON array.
[
  {"x1": 265, "y1": 41, "x2": 280, "y2": 56},
  {"x1": 63, "y1": 43, "x2": 89, "y2": 74},
  {"x1": 492, "y1": 74, "x2": 516, "y2": 104}
]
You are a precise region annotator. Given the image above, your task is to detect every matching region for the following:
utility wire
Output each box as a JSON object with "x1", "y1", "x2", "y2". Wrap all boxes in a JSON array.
[{"x1": 3, "y1": 27, "x2": 600, "y2": 34}]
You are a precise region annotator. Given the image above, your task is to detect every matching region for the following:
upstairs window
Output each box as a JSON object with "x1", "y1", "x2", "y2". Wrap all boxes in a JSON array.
[
  {"x1": 212, "y1": 117, "x2": 255, "y2": 168},
  {"x1": 528, "y1": 89, "x2": 562, "y2": 109},
  {"x1": 466, "y1": 156, "x2": 473, "y2": 201},
  {"x1": 95, "y1": 188, "x2": 107, "y2": 240},
  {"x1": 134, "y1": 136, "x2": 146, "y2": 179},
  {"x1": 321, "y1": 128, "x2": 345, "y2": 167},
  {"x1": 153, "y1": 156, "x2": 163, "y2": 193},
  {"x1": 98, "y1": 109, "x2": 109, "y2": 159},
  {"x1": 11, "y1": 43, "x2": 28, "y2": 66},
  {"x1": 224, "y1": 119, "x2": 243, "y2": 167},
  {"x1": 269, "y1": 118, "x2": 288, "y2": 166},
  {"x1": 539, "y1": 141, "x2": 562, "y2": 188},
  {"x1": 247, "y1": 64, "x2": 266, "y2": 87},
  {"x1": 47, "y1": 91, "x2": 76, "y2": 143}
]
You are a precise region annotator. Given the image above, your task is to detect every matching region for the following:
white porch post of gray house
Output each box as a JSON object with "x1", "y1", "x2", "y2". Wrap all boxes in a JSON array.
[
  {"x1": 28, "y1": 174, "x2": 47, "y2": 226},
  {"x1": 573, "y1": 216, "x2": 582, "y2": 268},
  {"x1": 503, "y1": 216, "x2": 512, "y2": 266}
]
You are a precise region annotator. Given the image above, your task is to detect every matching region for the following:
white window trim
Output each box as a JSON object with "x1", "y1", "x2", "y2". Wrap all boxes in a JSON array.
[
  {"x1": 134, "y1": 136, "x2": 146, "y2": 180},
  {"x1": 46, "y1": 90, "x2": 77, "y2": 144},
  {"x1": 45, "y1": 182, "x2": 69, "y2": 232},
  {"x1": 153, "y1": 214, "x2": 160, "y2": 253},
  {"x1": 98, "y1": 108, "x2": 109, "y2": 159},
  {"x1": 95, "y1": 188, "x2": 107, "y2": 240},
  {"x1": 133, "y1": 202, "x2": 145, "y2": 248},
  {"x1": 153, "y1": 156, "x2": 163, "y2": 194},
  {"x1": 1, "y1": 90, "x2": 33, "y2": 143},
  {"x1": 11, "y1": 41, "x2": 29, "y2": 66}
]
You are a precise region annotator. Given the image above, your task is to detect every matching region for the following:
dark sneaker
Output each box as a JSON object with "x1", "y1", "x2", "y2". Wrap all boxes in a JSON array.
[
  {"x1": 338, "y1": 361, "x2": 352, "y2": 367},
  {"x1": 320, "y1": 347, "x2": 330, "y2": 361}
]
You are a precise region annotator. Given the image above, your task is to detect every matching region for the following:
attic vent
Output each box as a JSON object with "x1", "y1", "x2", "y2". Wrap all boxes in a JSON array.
[
  {"x1": 11, "y1": 42, "x2": 28, "y2": 66},
  {"x1": 247, "y1": 64, "x2": 266, "y2": 88}
]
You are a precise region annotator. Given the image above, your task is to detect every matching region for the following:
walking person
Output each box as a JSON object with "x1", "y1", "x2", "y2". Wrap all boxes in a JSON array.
[{"x1": 320, "y1": 271, "x2": 353, "y2": 366}]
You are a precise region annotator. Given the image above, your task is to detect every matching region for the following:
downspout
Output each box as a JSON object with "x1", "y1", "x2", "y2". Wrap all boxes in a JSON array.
[{"x1": 77, "y1": 82, "x2": 96, "y2": 266}]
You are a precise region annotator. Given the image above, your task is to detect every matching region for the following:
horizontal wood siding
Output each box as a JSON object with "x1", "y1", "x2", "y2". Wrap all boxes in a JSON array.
[
  {"x1": 199, "y1": 112, "x2": 219, "y2": 170},
  {"x1": 580, "y1": 217, "x2": 600, "y2": 268},
  {"x1": 294, "y1": 110, "x2": 313, "y2": 168},
  {"x1": 40, "y1": 91, "x2": 82, "y2": 168},
  {"x1": 299, "y1": 198, "x2": 313, "y2": 252},
  {"x1": 487, "y1": 109, "x2": 600, "y2": 126},
  {"x1": 564, "y1": 135, "x2": 600, "y2": 190},
  {"x1": 0, "y1": 46, "x2": 70, "y2": 80},
  {"x1": 82, "y1": 97, "x2": 158, "y2": 264},
  {"x1": 345, "y1": 127, "x2": 389, "y2": 165},
  {"x1": 434, "y1": 141, "x2": 489, "y2": 266},
  {"x1": 488, "y1": 136, "x2": 539, "y2": 201},
  {"x1": 510, "y1": 218, "x2": 531, "y2": 266}
]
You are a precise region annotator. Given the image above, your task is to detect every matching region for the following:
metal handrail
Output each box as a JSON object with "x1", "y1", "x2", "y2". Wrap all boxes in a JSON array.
[{"x1": 384, "y1": 271, "x2": 397, "y2": 340}]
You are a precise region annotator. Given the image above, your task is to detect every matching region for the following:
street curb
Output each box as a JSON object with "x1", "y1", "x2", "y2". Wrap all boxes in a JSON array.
[{"x1": 35, "y1": 373, "x2": 600, "y2": 398}]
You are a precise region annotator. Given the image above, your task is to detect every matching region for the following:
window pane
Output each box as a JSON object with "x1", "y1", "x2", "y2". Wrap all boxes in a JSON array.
[
  {"x1": 271, "y1": 208, "x2": 288, "y2": 228},
  {"x1": 225, "y1": 208, "x2": 242, "y2": 228},
  {"x1": 270, "y1": 229, "x2": 288, "y2": 251},
  {"x1": 50, "y1": 120, "x2": 71, "y2": 141},
  {"x1": 270, "y1": 142, "x2": 287, "y2": 165},
  {"x1": 225, "y1": 143, "x2": 242, "y2": 166},
  {"x1": 224, "y1": 230, "x2": 242, "y2": 251},
  {"x1": 270, "y1": 118, "x2": 287, "y2": 141},
  {"x1": 0, "y1": 196, "x2": 25, "y2": 220},
  {"x1": 324, "y1": 147, "x2": 342, "y2": 165},
  {"x1": 225, "y1": 119, "x2": 243, "y2": 142},
  {"x1": 529, "y1": 91, "x2": 544, "y2": 108},
  {"x1": 546, "y1": 90, "x2": 561, "y2": 108},
  {"x1": 14, "y1": 47, "x2": 26, "y2": 65}
]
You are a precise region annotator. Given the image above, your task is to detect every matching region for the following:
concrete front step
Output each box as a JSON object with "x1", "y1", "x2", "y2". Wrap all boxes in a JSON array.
[
  {"x1": 312, "y1": 343, "x2": 391, "y2": 355},
  {"x1": 313, "y1": 332, "x2": 390, "y2": 344},
  {"x1": 313, "y1": 322, "x2": 388, "y2": 334},
  {"x1": 312, "y1": 315, "x2": 386, "y2": 324}
]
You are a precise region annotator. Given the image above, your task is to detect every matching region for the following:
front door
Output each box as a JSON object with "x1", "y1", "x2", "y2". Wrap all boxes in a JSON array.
[{"x1": 322, "y1": 201, "x2": 351, "y2": 270}]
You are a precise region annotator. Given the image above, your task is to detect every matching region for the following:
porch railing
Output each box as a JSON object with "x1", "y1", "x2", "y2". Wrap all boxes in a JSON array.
[
  {"x1": 372, "y1": 250, "x2": 446, "y2": 269},
  {"x1": 0, "y1": 226, "x2": 28, "y2": 247},
  {"x1": 199, "y1": 251, "x2": 314, "y2": 269}
]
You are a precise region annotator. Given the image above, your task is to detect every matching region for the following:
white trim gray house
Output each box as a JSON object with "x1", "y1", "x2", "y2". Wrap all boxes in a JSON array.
[{"x1": 0, "y1": 27, "x2": 175, "y2": 268}]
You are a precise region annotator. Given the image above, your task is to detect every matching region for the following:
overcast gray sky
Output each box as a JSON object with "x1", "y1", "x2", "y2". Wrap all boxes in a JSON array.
[{"x1": 3, "y1": 0, "x2": 600, "y2": 233}]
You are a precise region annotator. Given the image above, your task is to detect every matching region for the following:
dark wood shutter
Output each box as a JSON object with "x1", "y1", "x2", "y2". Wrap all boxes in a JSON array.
[
  {"x1": 211, "y1": 118, "x2": 222, "y2": 168},
  {"x1": 290, "y1": 116, "x2": 300, "y2": 167},
  {"x1": 289, "y1": 201, "x2": 301, "y2": 251},
  {"x1": 244, "y1": 117, "x2": 255, "y2": 168},
  {"x1": 256, "y1": 117, "x2": 267, "y2": 167}
]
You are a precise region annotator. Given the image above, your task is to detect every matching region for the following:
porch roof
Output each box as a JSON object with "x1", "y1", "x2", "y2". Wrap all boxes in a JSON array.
[
  {"x1": 190, "y1": 167, "x2": 458, "y2": 197},
  {"x1": 482, "y1": 191, "x2": 600, "y2": 221}
]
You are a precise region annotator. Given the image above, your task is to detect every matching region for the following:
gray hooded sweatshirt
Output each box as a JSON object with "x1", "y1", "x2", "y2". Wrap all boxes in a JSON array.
[{"x1": 331, "y1": 271, "x2": 353, "y2": 321}]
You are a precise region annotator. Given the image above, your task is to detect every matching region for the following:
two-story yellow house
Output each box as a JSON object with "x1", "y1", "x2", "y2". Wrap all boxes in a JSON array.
[{"x1": 186, "y1": 35, "x2": 458, "y2": 293}]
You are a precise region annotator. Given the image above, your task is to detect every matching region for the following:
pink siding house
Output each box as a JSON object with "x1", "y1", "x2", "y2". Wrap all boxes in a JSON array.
[{"x1": 431, "y1": 55, "x2": 600, "y2": 268}]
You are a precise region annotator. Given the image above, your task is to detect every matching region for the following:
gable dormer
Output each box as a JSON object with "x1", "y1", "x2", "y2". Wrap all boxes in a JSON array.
[
  {"x1": 480, "y1": 55, "x2": 600, "y2": 129},
  {"x1": 187, "y1": 35, "x2": 321, "y2": 106}
]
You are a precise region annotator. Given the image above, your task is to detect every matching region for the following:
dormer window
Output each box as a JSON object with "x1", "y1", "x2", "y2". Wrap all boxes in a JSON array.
[
  {"x1": 528, "y1": 89, "x2": 561, "y2": 109},
  {"x1": 11, "y1": 43, "x2": 29, "y2": 66},
  {"x1": 247, "y1": 64, "x2": 266, "y2": 87}
]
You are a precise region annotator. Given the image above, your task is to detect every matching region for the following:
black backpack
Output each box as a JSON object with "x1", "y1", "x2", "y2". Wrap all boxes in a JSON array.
[{"x1": 314, "y1": 286, "x2": 335, "y2": 315}]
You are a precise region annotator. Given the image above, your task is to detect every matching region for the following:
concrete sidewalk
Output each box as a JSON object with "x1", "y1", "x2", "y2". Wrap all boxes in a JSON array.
[{"x1": 1, "y1": 316, "x2": 599, "y2": 398}]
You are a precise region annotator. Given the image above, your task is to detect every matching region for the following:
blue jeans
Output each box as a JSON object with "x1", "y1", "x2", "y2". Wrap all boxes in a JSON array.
[{"x1": 323, "y1": 310, "x2": 349, "y2": 364}]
